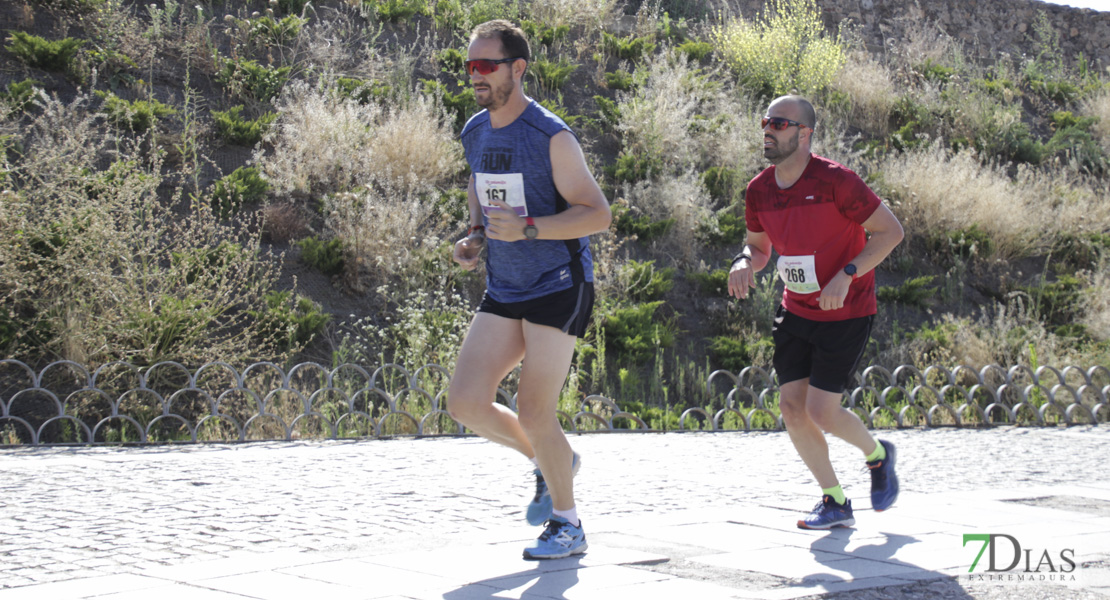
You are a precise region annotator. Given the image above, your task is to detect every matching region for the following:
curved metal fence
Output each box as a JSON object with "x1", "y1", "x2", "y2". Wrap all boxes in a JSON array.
[{"x1": 0, "y1": 359, "x2": 1106, "y2": 445}]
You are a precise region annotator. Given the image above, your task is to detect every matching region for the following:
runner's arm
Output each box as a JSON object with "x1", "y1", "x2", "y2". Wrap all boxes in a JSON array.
[
  {"x1": 728, "y1": 230, "x2": 772, "y2": 299},
  {"x1": 485, "y1": 131, "x2": 610, "y2": 242}
]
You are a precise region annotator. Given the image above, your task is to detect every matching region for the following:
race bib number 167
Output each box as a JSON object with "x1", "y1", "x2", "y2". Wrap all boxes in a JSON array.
[{"x1": 475, "y1": 172, "x2": 527, "y2": 217}]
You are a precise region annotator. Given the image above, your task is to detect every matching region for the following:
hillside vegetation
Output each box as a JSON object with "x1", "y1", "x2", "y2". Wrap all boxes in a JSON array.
[{"x1": 1, "y1": 0, "x2": 1109, "y2": 422}]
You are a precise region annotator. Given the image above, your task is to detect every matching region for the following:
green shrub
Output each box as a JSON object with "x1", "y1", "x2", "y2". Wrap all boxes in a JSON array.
[
  {"x1": 212, "y1": 106, "x2": 277, "y2": 146},
  {"x1": 521, "y1": 21, "x2": 569, "y2": 49},
  {"x1": 917, "y1": 59, "x2": 956, "y2": 85},
  {"x1": 530, "y1": 56, "x2": 578, "y2": 95},
  {"x1": 336, "y1": 77, "x2": 392, "y2": 105},
  {"x1": 688, "y1": 269, "x2": 729, "y2": 296},
  {"x1": 601, "y1": 32, "x2": 655, "y2": 62},
  {"x1": 94, "y1": 91, "x2": 177, "y2": 133},
  {"x1": 1, "y1": 79, "x2": 41, "y2": 116},
  {"x1": 619, "y1": 260, "x2": 675, "y2": 302},
  {"x1": 368, "y1": 0, "x2": 430, "y2": 22},
  {"x1": 937, "y1": 224, "x2": 994, "y2": 260},
  {"x1": 211, "y1": 167, "x2": 269, "y2": 218},
  {"x1": 432, "y1": 0, "x2": 516, "y2": 32},
  {"x1": 247, "y1": 15, "x2": 307, "y2": 46},
  {"x1": 249, "y1": 290, "x2": 330, "y2": 352},
  {"x1": 607, "y1": 152, "x2": 661, "y2": 183},
  {"x1": 677, "y1": 40, "x2": 712, "y2": 62},
  {"x1": 701, "y1": 166, "x2": 743, "y2": 206},
  {"x1": 877, "y1": 275, "x2": 936, "y2": 308},
  {"x1": 1044, "y1": 111, "x2": 1107, "y2": 176},
  {"x1": 709, "y1": 335, "x2": 774, "y2": 372},
  {"x1": 699, "y1": 211, "x2": 746, "y2": 246},
  {"x1": 656, "y1": 12, "x2": 688, "y2": 42},
  {"x1": 536, "y1": 97, "x2": 581, "y2": 127},
  {"x1": 604, "y1": 69, "x2": 635, "y2": 91},
  {"x1": 437, "y1": 48, "x2": 466, "y2": 77},
  {"x1": 1023, "y1": 274, "x2": 1085, "y2": 329},
  {"x1": 217, "y1": 59, "x2": 291, "y2": 103},
  {"x1": 5, "y1": 32, "x2": 83, "y2": 73},
  {"x1": 603, "y1": 301, "x2": 674, "y2": 361},
  {"x1": 711, "y1": 0, "x2": 846, "y2": 99},
  {"x1": 593, "y1": 95, "x2": 620, "y2": 127},
  {"x1": 170, "y1": 241, "x2": 252, "y2": 286},
  {"x1": 612, "y1": 204, "x2": 674, "y2": 241},
  {"x1": 422, "y1": 80, "x2": 476, "y2": 130},
  {"x1": 295, "y1": 236, "x2": 345, "y2": 276}
]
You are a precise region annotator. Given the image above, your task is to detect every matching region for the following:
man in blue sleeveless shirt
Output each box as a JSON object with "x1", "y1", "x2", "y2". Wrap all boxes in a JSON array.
[{"x1": 447, "y1": 20, "x2": 611, "y2": 560}]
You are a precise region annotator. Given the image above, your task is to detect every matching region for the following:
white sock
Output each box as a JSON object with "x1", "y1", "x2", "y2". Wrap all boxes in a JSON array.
[
  {"x1": 529, "y1": 456, "x2": 539, "y2": 468},
  {"x1": 553, "y1": 507, "x2": 579, "y2": 527}
]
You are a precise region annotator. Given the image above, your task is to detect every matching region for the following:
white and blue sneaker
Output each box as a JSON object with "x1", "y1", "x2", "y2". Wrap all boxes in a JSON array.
[
  {"x1": 523, "y1": 517, "x2": 588, "y2": 560},
  {"x1": 525, "y1": 451, "x2": 581, "y2": 526}
]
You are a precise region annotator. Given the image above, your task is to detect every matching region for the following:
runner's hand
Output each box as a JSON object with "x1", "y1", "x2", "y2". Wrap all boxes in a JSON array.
[
  {"x1": 486, "y1": 199, "x2": 525, "y2": 242},
  {"x1": 818, "y1": 272, "x2": 851, "y2": 310},
  {"x1": 453, "y1": 235, "x2": 483, "y2": 271},
  {"x1": 728, "y1": 259, "x2": 756, "y2": 299}
]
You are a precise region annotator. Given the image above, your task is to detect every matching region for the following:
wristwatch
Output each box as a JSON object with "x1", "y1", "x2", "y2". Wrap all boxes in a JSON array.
[
  {"x1": 843, "y1": 263, "x2": 858, "y2": 279},
  {"x1": 523, "y1": 217, "x2": 538, "y2": 240}
]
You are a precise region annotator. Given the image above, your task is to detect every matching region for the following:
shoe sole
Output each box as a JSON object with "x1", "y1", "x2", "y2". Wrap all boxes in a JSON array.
[
  {"x1": 873, "y1": 441, "x2": 899, "y2": 512},
  {"x1": 796, "y1": 518, "x2": 855, "y2": 530},
  {"x1": 525, "y1": 452, "x2": 582, "y2": 526},
  {"x1": 523, "y1": 541, "x2": 588, "y2": 560}
]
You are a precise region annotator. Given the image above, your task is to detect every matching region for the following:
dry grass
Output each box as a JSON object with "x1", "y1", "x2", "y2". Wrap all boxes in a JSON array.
[
  {"x1": 0, "y1": 93, "x2": 284, "y2": 367},
  {"x1": 261, "y1": 202, "x2": 310, "y2": 243},
  {"x1": 256, "y1": 80, "x2": 462, "y2": 199},
  {"x1": 827, "y1": 51, "x2": 896, "y2": 137},
  {"x1": 875, "y1": 142, "x2": 1110, "y2": 258},
  {"x1": 528, "y1": 0, "x2": 617, "y2": 28},
  {"x1": 1081, "y1": 88, "x2": 1110, "y2": 153},
  {"x1": 618, "y1": 170, "x2": 714, "y2": 267},
  {"x1": 1081, "y1": 262, "x2": 1110, "y2": 343}
]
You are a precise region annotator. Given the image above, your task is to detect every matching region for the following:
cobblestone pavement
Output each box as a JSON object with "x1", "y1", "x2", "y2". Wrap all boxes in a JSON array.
[{"x1": 1, "y1": 427, "x2": 1109, "y2": 599}]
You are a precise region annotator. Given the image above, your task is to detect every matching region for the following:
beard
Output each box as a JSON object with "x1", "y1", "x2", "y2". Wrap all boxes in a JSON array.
[
  {"x1": 764, "y1": 129, "x2": 800, "y2": 164},
  {"x1": 476, "y1": 77, "x2": 514, "y2": 110}
]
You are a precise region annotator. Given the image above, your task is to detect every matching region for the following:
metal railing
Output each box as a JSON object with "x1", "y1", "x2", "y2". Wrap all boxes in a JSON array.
[{"x1": 0, "y1": 359, "x2": 1106, "y2": 445}]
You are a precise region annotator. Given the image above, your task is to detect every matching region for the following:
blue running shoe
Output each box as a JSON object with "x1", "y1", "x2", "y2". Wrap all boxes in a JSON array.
[
  {"x1": 798, "y1": 495, "x2": 855, "y2": 530},
  {"x1": 525, "y1": 452, "x2": 581, "y2": 526},
  {"x1": 868, "y1": 439, "x2": 899, "y2": 512},
  {"x1": 523, "y1": 517, "x2": 587, "y2": 560}
]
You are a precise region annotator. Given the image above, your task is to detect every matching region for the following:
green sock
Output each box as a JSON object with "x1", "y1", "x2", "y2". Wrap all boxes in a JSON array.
[
  {"x1": 822, "y1": 485, "x2": 846, "y2": 505},
  {"x1": 865, "y1": 439, "x2": 886, "y2": 463}
]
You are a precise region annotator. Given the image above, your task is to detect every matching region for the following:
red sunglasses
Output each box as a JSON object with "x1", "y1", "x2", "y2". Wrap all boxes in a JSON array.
[
  {"x1": 762, "y1": 116, "x2": 810, "y2": 131},
  {"x1": 464, "y1": 57, "x2": 522, "y2": 76}
]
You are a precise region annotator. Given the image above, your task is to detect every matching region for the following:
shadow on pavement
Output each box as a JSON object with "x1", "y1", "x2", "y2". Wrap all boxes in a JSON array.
[
  {"x1": 441, "y1": 555, "x2": 584, "y2": 599},
  {"x1": 795, "y1": 527, "x2": 973, "y2": 599}
]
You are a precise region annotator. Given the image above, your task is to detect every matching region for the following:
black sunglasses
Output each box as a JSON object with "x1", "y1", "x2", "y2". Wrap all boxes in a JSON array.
[
  {"x1": 465, "y1": 57, "x2": 523, "y2": 76},
  {"x1": 762, "y1": 116, "x2": 810, "y2": 131}
]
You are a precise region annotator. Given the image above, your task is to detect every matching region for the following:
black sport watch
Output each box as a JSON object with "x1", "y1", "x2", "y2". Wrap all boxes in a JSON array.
[{"x1": 843, "y1": 263, "x2": 858, "y2": 279}]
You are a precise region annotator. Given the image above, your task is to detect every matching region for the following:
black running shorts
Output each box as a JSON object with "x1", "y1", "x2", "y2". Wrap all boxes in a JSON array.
[
  {"x1": 477, "y1": 282, "x2": 595, "y2": 338},
  {"x1": 771, "y1": 305, "x2": 873, "y2": 394}
]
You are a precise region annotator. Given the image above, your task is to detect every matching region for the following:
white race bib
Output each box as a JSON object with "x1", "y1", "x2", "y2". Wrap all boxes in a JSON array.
[
  {"x1": 475, "y1": 172, "x2": 527, "y2": 217},
  {"x1": 777, "y1": 255, "x2": 820, "y2": 294}
]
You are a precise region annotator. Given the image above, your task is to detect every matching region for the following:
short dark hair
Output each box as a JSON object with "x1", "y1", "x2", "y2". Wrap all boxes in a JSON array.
[
  {"x1": 788, "y1": 95, "x2": 817, "y2": 130},
  {"x1": 469, "y1": 20, "x2": 531, "y2": 65}
]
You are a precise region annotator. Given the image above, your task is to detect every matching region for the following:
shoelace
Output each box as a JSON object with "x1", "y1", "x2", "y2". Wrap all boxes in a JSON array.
[
  {"x1": 533, "y1": 472, "x2": 548, "y2": 501},
  {"x1": 537, "y1": 519, "x2": 563, "y2": 541}
]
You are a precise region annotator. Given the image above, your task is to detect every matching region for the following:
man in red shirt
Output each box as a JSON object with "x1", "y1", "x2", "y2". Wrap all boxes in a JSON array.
[{"x1": 728, "y1": 95, "x2": 905, "y2": 529}]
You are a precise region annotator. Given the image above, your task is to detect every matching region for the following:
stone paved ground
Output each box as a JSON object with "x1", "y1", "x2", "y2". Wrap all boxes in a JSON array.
[{"x1": 1, "y1": 427, "x2": 1109, "y2": 599}]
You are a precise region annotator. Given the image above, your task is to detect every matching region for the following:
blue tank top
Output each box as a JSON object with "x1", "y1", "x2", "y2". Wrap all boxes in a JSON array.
[{"x1": 461, "y1": 100, "x2": 595, "y2": 303}]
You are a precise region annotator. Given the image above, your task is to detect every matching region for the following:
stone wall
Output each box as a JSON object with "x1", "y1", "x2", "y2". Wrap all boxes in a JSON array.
[{"x1": 726, "y1": 0, "x2": 1110, "y2": 68}]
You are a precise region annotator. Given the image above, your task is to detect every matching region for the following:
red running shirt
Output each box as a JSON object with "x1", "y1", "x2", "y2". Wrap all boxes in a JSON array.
[{"x1": 745, "y1": 155, "x2": 882, "y2": 321}]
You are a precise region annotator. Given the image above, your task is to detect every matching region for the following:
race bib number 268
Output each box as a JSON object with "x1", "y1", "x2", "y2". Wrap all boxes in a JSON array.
[{"x1": 776, "y1": 255, "x2": 820, "y2": 294}]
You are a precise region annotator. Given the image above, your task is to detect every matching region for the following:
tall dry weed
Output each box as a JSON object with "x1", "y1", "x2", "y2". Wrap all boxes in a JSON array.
[
  {"x1": 618, "y1": 170, "x2": 714, "y2": 267},
  {"x1": 0, "y1": 93, "x2": 284, "y2": 367},
  {"x1": 528, "y1": 0, "x2": 617, "y2": 28},
  {"x1": 1081, "y1": 88, "x2": 1110, "y2": 153},
  {"x1": 826, "y1": 51, "x2": 896, "y2": 137},
  {"x1": 875, "y1": 142, "x2": 1110, "y2": 258},
  {"x1": 1081, "y1": 262, "x2": 1110, "y2": 343},
  {"x1": 256, "y1": 80, "x2": 462, "y2": 199}
]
